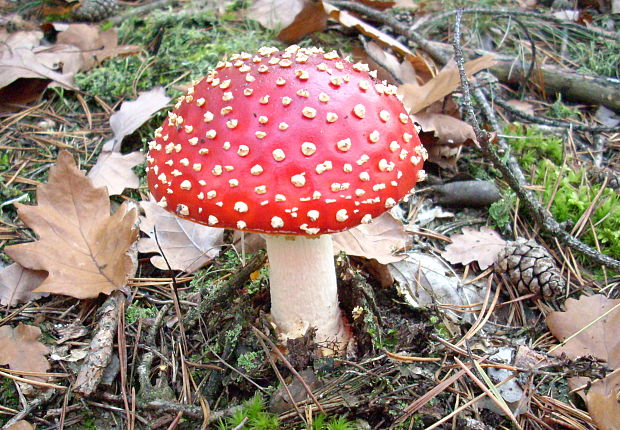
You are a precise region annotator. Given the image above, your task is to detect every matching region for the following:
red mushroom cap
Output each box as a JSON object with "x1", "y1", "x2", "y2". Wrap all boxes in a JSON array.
[{"x1": 146, "y1": 46, "x2": 427, "y2": 235}]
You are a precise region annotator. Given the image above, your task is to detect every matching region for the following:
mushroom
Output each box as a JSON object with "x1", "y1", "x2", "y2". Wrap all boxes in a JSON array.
[{"x1": 145, "y1": 46, "x2": 427, "y2": 352}]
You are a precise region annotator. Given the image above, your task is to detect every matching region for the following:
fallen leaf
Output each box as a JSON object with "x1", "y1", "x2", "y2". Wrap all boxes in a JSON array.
[
  {"x1": 0, "y1": 323, "x2": 50, "y2": 383},
  {"x1": 504, "y1": 99, "x2": 535, "y2": 116},
  {"x1": 0, "y1": 263, "x2": 48, "y2": 306},
  {"x1": 88, "y1": 87, "x2": 169, "y2": 195},
  {"x1": 595, "y1": 105, "x2": 620, "y2": 127},
  {"x1": 106, "y1": 87, "x2": 171, "y2": 152},
  {"x1": 0, "y1": 31, "x2": 77, "y2": 110},
  {"x1": 246, "y1": 0, "x2": 307, "y2": 30},
  {"x1": 88, "y1": 151, "x2": 145, "y2": 196},
  {"x1": 442, "y1": 227, "x2": 507, "y2": 270},
  {"x1": 5, "y1": 151, "x2": 138, "y2": 299},
  {"x1": 412, "y1": 112, "x2": 477, "y2": 146},
  {"x1": 324, "y1": 3, "x2": 415, "y2": 60},
  {"x1": 5, "y1": 421, "x2": 35, "y2": 430},
  {"x1": 277, "y1": 0, "x2": 328, "y2": 43},
  {"x1": 52, "y1": 23, "x2": 141, "y2": 72},
  {"x1": 50, "y1": 345, "x2": 89, "y2": 362},
  {"x1": 586, "y1": 368, "x2": 620, "y2": 430},
  {"x1": 364, "y1": 41, "x2": 403, "y2": 81},
  {"x1": 138, "y1": 200, "x2": 224, "y2": 273},
  {"x1": 398, "y1": 55, "x2": 496, "y2": 114},
  {"x1": 547, "y1": 295, "x2": 620, "y2": 368},
  {"x1": 389, "y1": 252, "x2": 485, "y2": 323},
  {"x1": 567, "y1": 376, "x2": 589, "y2": 403},
  {"x1": 332, "y1": 212, "x2": 409, "y2": 264}
]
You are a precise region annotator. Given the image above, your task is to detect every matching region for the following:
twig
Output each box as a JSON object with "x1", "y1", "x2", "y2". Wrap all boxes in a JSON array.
[
  {"x1": 411, "y1": 7, "x2": 617, "y2": 41},
  {"x1": 74, "y1": 290, "x2": 125, "y2": 397},
  {"x1": 327, "y1": 0, "x2": 451, "y2": 64},
  {"x1": 328, "y1": 0, "x2": 620, "y2": 116},
  {"x1": 136, "y1": 304, "x2": 171, "y2": 397},
  {"x1": 1, "y1": 392, "x2": 53, "y2": 430},
  {"x1": 97, "y1": 392, "x2": 243, "y2": 422},
  {"x1": 491, "y1": 90, "x2": 620, "y2": 132},
  {"x1": 107, "y1": 0, "x2": 179, "y2": 24},
  {"x1": 452, "y1": 8, "x2": 620, "y2": 271}
]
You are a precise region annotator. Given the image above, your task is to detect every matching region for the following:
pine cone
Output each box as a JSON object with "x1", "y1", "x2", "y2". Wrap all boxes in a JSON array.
[
  {"x1": 495, "y1": 238, "x2": 565, "y2": 299},
  {"x1": 73, "y1": 0, "x2": 119, "y2": 21}
]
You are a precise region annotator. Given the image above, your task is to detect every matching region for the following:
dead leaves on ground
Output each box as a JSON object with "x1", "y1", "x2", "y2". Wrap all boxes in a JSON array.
[
  {"x1": 442, "y1": 227, "x2": 507, "y2": 270},
  {"x1": 332, "y1": 212, "x2": 409, "y2": 264},
  {"x1": 547, "y1": 294, "x2": 620, "y2": 368},
  {"x1": 0, "y1": 24, "x2": 140, "y2": 110},
  {"x1": 5, "y1": 151, "x2": 138, "y2": 299},
  {"x1": 138, "y1": 200, "x2": 223, "y2": 274},
  {"x1": 585, "y1": 368, "x2": 620, "y2": 430},
  {"x1": 88, "y1": 87, "x2": 170, "y2": 195},
  {"x1": 0, "y1": 323, "x2": 50, "y2": 383},
  {"x1": 0, "y1": 263, "x2": 48, "y2": 306}
]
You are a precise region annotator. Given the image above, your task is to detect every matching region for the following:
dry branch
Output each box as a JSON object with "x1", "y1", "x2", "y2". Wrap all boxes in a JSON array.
[
  {"x1": 328, "y1": 1, "x2": 620, "y2": 113},
  {"x1": 451, "y1": 9, "x2": 620, "y2": 272},
  {"x1": 74, "y1": 291, "x2": 125, "y2": 397},
  {"x1": 330, "y1": 0, "x2": 620, "y2": 271}
]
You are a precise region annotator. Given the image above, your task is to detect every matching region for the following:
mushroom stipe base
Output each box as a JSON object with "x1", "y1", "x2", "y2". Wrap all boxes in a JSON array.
[{"x1": 265, "y1": 234, "x2": 350, "y2": 353}]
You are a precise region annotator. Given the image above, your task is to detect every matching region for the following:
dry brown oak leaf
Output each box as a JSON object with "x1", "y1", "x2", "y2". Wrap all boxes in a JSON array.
[
  {"x1": 442, "y1": 226, "x2": 507, "y2": 270},
  {"x1": 0, "y1": 323, "x2": 50, "y2": 383},
  {"x1": 5, "y1": 421, "x2": 35, "y2": 430},
  {"x1": 586, "y1": 367, "x2": 620, "y2": 430},
  {"x1": 5, "y1": 150, "x2": 138, "y2": 299},
  {"x1": 547, "y1": 294, "x2": 620, "y2": 368}
]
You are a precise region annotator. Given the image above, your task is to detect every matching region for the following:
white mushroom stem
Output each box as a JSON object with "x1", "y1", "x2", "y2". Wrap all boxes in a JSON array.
[{"x1": 265, "y1": 234, "x2": 349, "y2": 351}]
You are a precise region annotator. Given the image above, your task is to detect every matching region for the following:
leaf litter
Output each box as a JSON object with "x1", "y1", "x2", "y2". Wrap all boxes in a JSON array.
[
  {"x1": 0, "y1": 0, "x2": 619, "y2": 428},
  {"x1": 5, "y1": 151, "x2": 139, "y2": 299},
  {"x1": 88, "y1": 87, "x2": 169, "y2": 195}
]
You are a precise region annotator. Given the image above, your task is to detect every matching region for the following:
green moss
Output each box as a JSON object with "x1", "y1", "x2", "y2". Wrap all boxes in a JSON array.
[
  {"x1": 488, "y1": 191, "x2": 516, "y2": 231},
  {"x1": 237, "y1": 350, "x2": 263, "y2": 373},
  {"x1": 125, "y1": 303, "x2": 157, "y2": 324},
  {"x1": 569, "y1": 39, "x2": 620, "y2": 78},
  {"x1": 548, "y1": 95, "x2": 581, "y2": 120},
  {"x1": 505, "y1": 125, "x2": 620, "y2": 263},
  {"x1": 76, "y1": 10, "x2": 278, "y2": 102},
  {"x1": 218, "y1": 394, "x2": 279, "y2": 430},
  {"x1": 505, "y1": 124, "x2": 563, "y2": 167}
]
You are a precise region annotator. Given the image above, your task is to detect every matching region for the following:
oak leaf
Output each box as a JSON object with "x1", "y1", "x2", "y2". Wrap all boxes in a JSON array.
[
  {"x1": 442, "y1": 227, "x2": 507, "y2": 269},
  {"x1": 412, "y1": 112, "x2": 477, "y2": 147},
  {"x1": 398, "y1": 55, "x2": 496, "y2": 114},
  {"x1": 88, "y1": 87, "x2": 168, "y2": 195},
  {"x1": 5, "y1": 151, "x2": 138, "y2": 299},
  {"x1": 246, "y1": 0, "x2": 307, "y2": 31},
  {"x1": 0, "y1": 263, "x2": 48, "y2": 306},
  {"x1": 0, "y1": 323, "x2": 50, "y2": 383},
  {"x1": 332, "y1": 212, "x2": 408, "y2": 264},
  {"x1": 137, "y1": 200, "x2": 223, "y2": 273},
  {"x1": 546, "y1": 294, "x2": 620, "y2": 368},
  {"x1": 585, "y1": 368, "x2": 620, "y2": 430},
  {"x1": 277, "y1": 0, "x2": 328, "y2": 43},
  {"x1": 5, "y1": 421, "x2": 35, "y2": 430}
]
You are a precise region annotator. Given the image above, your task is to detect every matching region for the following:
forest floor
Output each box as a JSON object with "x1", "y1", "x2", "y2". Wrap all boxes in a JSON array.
[{"x1": 0, "y1": 0, "x2": 619, "y2": 429}]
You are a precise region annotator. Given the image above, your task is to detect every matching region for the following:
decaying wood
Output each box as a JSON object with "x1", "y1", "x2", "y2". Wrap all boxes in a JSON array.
[
  {"x1": 73, "y1": 290, "x2": 125, "y2": 397},
  {"x1": 491, "y1": 57, "x2": 620, "y2": 111},
  {"x1": 431, "y1": 180, "x2": 501, "y2": 208},
  {"x1": 329, "y1": 1, "x2": 620, "y2": 112}
]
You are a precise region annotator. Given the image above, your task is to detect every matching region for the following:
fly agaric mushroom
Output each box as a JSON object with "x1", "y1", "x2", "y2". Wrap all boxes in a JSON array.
[{"x1": 145, "y1": 46, "x2": 427, "y2": 352}]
